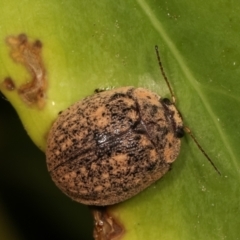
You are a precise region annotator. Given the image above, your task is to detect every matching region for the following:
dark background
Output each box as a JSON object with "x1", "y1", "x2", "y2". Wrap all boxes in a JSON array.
[{"x1": 0, "y1": 95, "x2": 93, "y2": 240}]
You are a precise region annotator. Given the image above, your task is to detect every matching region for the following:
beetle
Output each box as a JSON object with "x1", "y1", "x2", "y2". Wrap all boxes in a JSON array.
[{"x1": 46, "y1": 46, "x2": 220, "y2": 206}]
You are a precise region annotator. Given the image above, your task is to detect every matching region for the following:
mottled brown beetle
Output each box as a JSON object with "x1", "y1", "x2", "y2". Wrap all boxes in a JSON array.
[{"x1": 46, "y1": 46, "x2": 220, "y2": 206}]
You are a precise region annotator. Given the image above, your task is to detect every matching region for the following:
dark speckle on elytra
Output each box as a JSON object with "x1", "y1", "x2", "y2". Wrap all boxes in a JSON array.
[
  {"x1": 151, "y1": 105, "x2": 158, "y2": 115},
  {"x1": 109, "y1": 93, "x2": 127, "y2": 101}
]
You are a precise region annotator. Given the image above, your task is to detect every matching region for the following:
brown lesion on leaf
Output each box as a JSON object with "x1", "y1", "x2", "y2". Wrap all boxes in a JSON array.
[
  {"x1": 91, "y1": 207, "x2": 125, "y2": 240},
  {"x1": 5, "y1": 33, "x2": 47, "y2": 108},
  {"x1": 2, "y1": 77, "x2": 16, "y2": 91}
]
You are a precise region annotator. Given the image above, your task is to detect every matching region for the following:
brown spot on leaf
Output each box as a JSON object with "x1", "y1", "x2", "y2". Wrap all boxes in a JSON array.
[
  {"x1": 6, "y1": 33, "x2": 47, "y2": 108},
  {"x1": 2, "y1": 77, "x2": 15, "y2": 91},
  {"x1": 91, "y1": 207, "x2": 125, "y2": 240}
]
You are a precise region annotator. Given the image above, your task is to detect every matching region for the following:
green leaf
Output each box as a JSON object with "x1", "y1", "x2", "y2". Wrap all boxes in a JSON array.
[{"x1": 0, "y1": 0, "x2": 240, "y2": 239}]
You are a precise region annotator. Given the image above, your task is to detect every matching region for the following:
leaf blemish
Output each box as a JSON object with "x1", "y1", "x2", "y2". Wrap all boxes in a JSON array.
[
  {"x1": 6, "y1": 33, "x2": 47, "y2": 108},
  {"x1": 2, "y1": 77, "x2": 16, "y2": 91},
  {"x1": 92, "y1": 206, "x2": 125, "y2": 240}
]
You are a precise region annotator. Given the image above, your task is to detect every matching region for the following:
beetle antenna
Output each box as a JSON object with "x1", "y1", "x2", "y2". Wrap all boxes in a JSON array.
[
  {"x1": 155, "y1": 45, "x2": 176, "y2": 103},
  {"x1": 155, "y1": 45, "x2": 220, "y2": 175},
  {"x1": 184, "y1": 126, "x2": 221, "y2": 175}
]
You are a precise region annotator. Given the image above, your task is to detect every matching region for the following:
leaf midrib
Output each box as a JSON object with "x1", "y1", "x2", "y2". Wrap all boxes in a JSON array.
[{"x1": 136, "y1": 0, "x2": 238, "y2": 171}]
